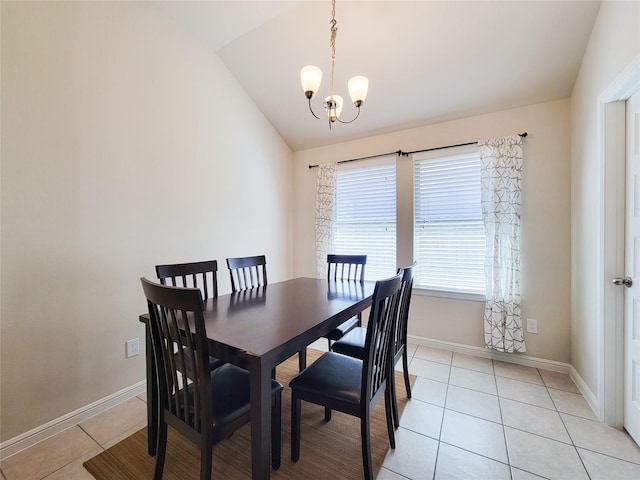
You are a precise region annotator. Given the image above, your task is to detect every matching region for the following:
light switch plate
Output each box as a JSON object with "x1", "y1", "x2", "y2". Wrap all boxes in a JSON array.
[{"x1": 126, "y1": 338, "x2": 140, "y2": 358}]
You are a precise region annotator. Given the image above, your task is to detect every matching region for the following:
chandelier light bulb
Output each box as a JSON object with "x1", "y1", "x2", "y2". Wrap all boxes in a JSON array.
[
  {"x1": 348, "y1": 76, "x2": 369, "y2": 107},
  {"x1": 301, "y1": 65, "x2": 322, "y2": 99}
]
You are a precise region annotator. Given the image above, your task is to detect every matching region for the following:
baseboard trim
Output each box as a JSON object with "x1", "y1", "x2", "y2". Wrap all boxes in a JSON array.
[
  {"x1": 568, "y1": 364, "x2": 601, "y2": 421},
  {"x1": 0, "y1": 380, "x2": 146, "y2": 460},
  {"x1": 407, "y1": 335, "x2": 572, "y2": 373}
]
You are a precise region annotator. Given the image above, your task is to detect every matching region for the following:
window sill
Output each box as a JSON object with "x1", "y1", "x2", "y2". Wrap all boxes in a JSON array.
[{"x1": 413, "y1": 287, "x2": 486, "y2": 303}]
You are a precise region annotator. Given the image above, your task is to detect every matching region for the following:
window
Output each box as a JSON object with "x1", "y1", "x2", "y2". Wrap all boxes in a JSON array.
[
  {"x1": 334, "y1": 161, "x2": 397, "y2": 281},
  {"x1": 413, "y1": 150, "x2": 486, "y2": 295}
]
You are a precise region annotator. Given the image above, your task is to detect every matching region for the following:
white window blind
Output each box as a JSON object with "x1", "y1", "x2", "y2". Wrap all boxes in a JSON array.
[
  {"x1": 414, "y1": 151, "x2": 486, "y2": 294},
  {"x1": 335, "y1": 161, "x2": 397, "y2": 281}
]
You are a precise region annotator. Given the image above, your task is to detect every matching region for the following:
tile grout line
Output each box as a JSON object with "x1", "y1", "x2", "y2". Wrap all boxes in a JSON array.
[
  {"x1": 531, "y1": 367, "x2": 590, "y2": 480},
  {"x1": 77, "y1": 424, "x2": 106, "y2": 452},
  {"x1": 36, "y1": 426, "x2": 103, "y2": 480},
  {"x1": 553, "y1": 388, "x2": 594, "y2": 480},
  {"x1": 379, "y1": 347, "x2": 420, "y2": 479},
  {"x1": 573, "y1": 444, "x2": 640, "y2": 467},
  {"x1": 430, "y1": 352, "x2": 454, "y2": 480},
  {"x1": 492, "y1": 360, "x2": 515, "y2": 480}
]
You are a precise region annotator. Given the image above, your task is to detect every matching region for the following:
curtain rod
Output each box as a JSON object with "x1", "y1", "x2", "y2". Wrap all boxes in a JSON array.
[
  {"x1": 308, "y1": 150, "x2": 403, "y2": 169},
  {"x1": 308, "y1": 132, "x2": 528, "y2": 169}
]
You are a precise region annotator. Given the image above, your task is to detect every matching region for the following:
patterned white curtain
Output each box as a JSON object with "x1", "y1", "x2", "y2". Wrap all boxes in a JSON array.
[
  {"x1": 315, "y1": 163, "x2": 337, "y2": 278},
  {"x1": 479, "y1": 135, "x2": 525, "y2": 353}
]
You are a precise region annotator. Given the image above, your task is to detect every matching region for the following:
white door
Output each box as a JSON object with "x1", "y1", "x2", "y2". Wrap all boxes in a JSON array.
[{"x1": 624, "y1": 90, "x2": 640, "y2": 445}]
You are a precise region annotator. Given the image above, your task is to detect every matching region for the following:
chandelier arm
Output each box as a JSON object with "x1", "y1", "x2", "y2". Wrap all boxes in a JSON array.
[
  {"x1": 335, "y1": 106, "x2": 361, "y2": 124},
  {"x1": 307, "y1": 97, "x2": 321, "y2": 119}
]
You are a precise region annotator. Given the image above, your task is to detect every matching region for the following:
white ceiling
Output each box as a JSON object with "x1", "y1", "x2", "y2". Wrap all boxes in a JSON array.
[{"x1": 152, "y1": 1, "x2": 601, "y2": 151}]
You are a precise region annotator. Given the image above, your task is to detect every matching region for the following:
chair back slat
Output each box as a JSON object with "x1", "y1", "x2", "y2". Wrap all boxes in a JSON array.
[
  {"x1": 155, "y1": 260, "x2": 218, "y2": 300},
  {"x1": 361, "y1": 273, "x2": 402, "y2": 403},
  {"x1": 226, "y1": 255, "x2": 267, "y2": 292},
  {"x1": 327, "y1": 254, "x2": 367, "y2": 282},
  {"x1": 141, "y1": 278, "x2": 212, "y2": 434},
  {"x1": 394, "y1": 263, "x2": 416, "y2": 359}
]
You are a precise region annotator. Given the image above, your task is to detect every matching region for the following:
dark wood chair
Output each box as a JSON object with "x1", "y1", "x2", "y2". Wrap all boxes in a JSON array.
[
  {"x1": 140, "y1": 278, "x2": 283, "y2": 480},
  {"x1": 227, "y1": 255, "x2": 307, "y2": 372},
  {"x1": 226, "y1": 255, "x2": 306, "y2": 372},
  {"x1": 155, "y1": 260, "x2": 224, "y2": 373},
  {"x1": 323, "y1": 254, "x2": 368, "y2": 349},
  {"x1": 331, "y1": 263, "x2": 416, "y2": 428},
  {"x1": 289, "y1": 273, "x2": 402, "y2": 480},
  {"x1": 226, "y1": 255, "x2": 267, "y2": 292},
  {"x1": 156, "y1": 260, "x2": 218, "y2": 300}
]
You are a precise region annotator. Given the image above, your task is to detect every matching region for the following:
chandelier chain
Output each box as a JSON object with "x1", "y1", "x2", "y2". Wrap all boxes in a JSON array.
[
  {"x1": 329, "y1": 0, "x2": 337, "y2": 57},
  {"x1": 328, "y1": 0, "x2": 338, "y2": 102},
  {"x1": 329, "y1": 20, "x2": 337, "y2": 58}
]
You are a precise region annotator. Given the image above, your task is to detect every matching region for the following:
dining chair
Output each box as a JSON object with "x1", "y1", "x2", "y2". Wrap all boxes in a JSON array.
[
  {"x1": 289, "y1": 272, "x2": 402, "y2": 480},
  {"x1": 140, "y1": 278, "x2": 283, "y2": 480},
  {"x1": 226, "y1": 255, "x2": 306, "y2": 372},
  {"x1": 331, "y1": 263, "x2": 416, "y2": 428},
  {"x1": 323, "y1": 254, "x2": 367, "y2": 349},
  {"x1": 156, "y1": 260, "x2": 218, "y2": 300},
  {"x1": 226, "y1": 255, "x2": 267, "y2": 292},
  {"x1": 155, "y1": 260, "x2": 224, "y2": 373}
]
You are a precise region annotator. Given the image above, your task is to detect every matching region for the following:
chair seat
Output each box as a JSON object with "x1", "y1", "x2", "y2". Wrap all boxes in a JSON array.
[
  {"x1": 176, "y1": 350, "x2": 224, "y2": 377},
  {"x1": 330, "y1": 326, "x2": 366, "y2": 358},
  {"x1": 207, "y1": 356, "x2": 225, "y2": 371},
  {"x1": 289, "y1": 352, "x2": 362, "y2": 405},
  {"x1": 178, "y1": 363, "x2": 283, "y2": 432},
  {"x1": 324, "y1": 316, "x2": 360, "y2": 341}
]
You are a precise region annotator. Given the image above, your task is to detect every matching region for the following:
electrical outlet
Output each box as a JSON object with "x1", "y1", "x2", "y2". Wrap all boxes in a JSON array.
[
  {"x1": 526, "y1": 318, "x2": 538, "y2": 334},
  {"x1": 126, "y1": 338, "x2": 140, "y2": 358}
]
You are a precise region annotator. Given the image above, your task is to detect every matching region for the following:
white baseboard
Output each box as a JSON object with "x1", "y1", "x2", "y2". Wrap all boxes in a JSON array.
[
  {"x1": 0, "y1": 380, "x2": 146, "y2": 460},
  {"x1": 408, "y1": 335, "x2": 571, "y2": 373},
  {"x1": 568, "y1": 364, "x2": 601, "y2": 421}
]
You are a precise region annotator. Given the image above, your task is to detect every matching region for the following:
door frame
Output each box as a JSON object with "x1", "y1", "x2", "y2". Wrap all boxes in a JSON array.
[{"x1": 599, "y1": 55, "x2": 640, "y2": 426}]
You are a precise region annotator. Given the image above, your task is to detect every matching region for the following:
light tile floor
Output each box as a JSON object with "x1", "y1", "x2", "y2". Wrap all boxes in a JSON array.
[
  {"x1": 2, "y1": 342, "x2": 639, "y2": 480},
  {"x1": 380, "y1": 344, "x2": 640, "y2": 480}
]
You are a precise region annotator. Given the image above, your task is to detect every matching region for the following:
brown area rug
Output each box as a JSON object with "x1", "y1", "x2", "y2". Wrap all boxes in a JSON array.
[{"x1": 84, "y1": 349, "x2": 414, "y2": 479}]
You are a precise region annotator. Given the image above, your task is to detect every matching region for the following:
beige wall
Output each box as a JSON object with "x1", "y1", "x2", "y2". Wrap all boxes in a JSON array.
[
  {"x1": 4, "y1": 0, "x2": 635, "y2": 449},
  {"x1": 293, "y1": 100, "x2": 572, "y2": 363},
  {"x1": 0, "y1": 1, "x2": 293, "y2": 442},
  {"x1": 570, "y1": 1, "x2": 640, "y2": 396}
]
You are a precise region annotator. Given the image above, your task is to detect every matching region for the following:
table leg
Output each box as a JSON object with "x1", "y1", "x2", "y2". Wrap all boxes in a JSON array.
[
  {"x1": 144, "y1": 324, "x2": 158, "y2": 456},
  {"x1": 249, "y1": 355, "x2": 272, "y2": 480}
]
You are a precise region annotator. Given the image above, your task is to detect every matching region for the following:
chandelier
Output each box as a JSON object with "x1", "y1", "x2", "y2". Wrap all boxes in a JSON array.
[{"x1": 300, "y1": 0, "x2": 369, "y2": 130}]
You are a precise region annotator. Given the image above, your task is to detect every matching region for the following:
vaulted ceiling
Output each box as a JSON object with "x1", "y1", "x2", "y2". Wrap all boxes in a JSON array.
[{"x1": 152, "y1": 1, "x2": 601, "y2": 151}]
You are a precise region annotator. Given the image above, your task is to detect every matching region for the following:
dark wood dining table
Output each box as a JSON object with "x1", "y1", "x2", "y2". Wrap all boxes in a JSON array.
[{"x1": 139, "y1": 276, "x2": 375, "y2": 480}]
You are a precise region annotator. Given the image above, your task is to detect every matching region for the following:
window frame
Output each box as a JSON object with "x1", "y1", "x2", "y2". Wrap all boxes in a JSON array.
[
  {"x1": 412, "y1": 145, "x2": 487, "y2": 300},
  {"x1": 333, "y1": 156, "x2": 398, "y2": 282}
]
